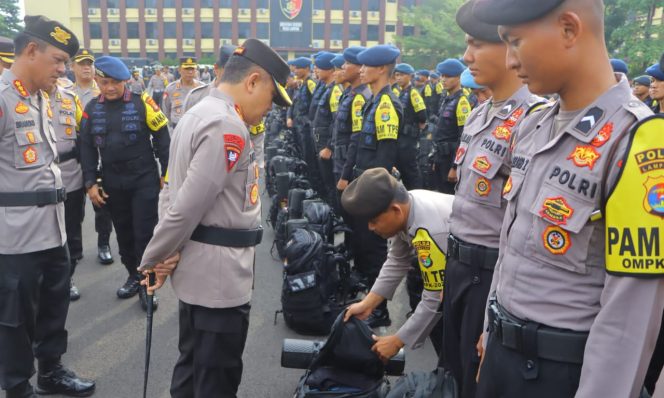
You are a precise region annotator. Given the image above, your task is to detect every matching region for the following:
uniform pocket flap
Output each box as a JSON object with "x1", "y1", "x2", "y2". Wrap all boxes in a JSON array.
[
  {"x1": 14, "y1": 129, "x2": 43, "y2": 146},
  {"x1": 529, "y1": 182, "x2": 595, "y2": 234},
  {"x1": 58, "y1": 114, "x2": 76, "y2": 126},
  {"x1": 466, "y1": 150, "x2": 502, "y2": 180}
]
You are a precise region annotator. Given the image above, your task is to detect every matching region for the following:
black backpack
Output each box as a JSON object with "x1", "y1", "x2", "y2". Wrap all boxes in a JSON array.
[
  {"x1": 293, "y1": 313, "x2": 390, "y2": 398},
  {"x1": 385, "y1": 368, "x2": 458, "y2": 398},
  {"x1": 304, "y1": 201, "x2": 335, "y2": 244}
]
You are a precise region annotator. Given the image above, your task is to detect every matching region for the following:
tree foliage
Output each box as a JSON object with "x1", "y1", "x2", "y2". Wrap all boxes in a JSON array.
[
  {"x1": 395, "y1": 0, "x2": 466, "y2": 70},
  {"x1": 0, "y1": 0, "x2": 21, "y2": 38}
]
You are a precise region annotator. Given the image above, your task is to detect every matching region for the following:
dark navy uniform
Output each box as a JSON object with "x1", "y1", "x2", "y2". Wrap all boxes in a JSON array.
[
  {"x1": 336, "y1": 84, "x2": 371, "y2": 182},
  {"x1": 80, "y1": 56, "x2": 169, "y2": 309},
  {"x1": 313, "y1": 81, "x2": 342, "y2": 208},
  {"x1": 396, "y1": 83, "x2": 427, "y2": 189}
]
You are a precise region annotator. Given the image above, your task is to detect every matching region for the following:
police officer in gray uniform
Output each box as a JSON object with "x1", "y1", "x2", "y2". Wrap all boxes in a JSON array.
[
  {"x1": 343, "y1": 168, "x2": 452, "y2": 359},
  {"x1": 0, "y1": 16, "x2": 95, "y2": 398},
  {"x1": 0, "y1": 36, "x2": 14, "y2": 73},
  {"x1": 162, "y1": 57, "x2": 204, "y2": 129},
  {"x1": 139, "y1": 38, "x2": 291, "y2": 398},
  {"x1": 441, "y1": 3, "x2": 544, "y2": 397},
  {"x1": 471, "y1": 0, "x2": 664, "y2": 396},
  {"x1": 147, "y1": 67, "x2": 168, "y2": 105}
]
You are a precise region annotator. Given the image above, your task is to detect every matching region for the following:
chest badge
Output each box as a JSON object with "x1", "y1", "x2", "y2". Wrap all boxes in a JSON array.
[
  {"x1": 65, "y1": 127, "x2": 73, "y2": 136},
  {"x1": 542, "y1": 225, "x2": 571, "y2": 255},
  {"x1": 540, "y1": 196, "x2": 574, "y2": 225},
  {"x1": 502, "y1": 176, "x2": 513, "y2": 196},
  {"x1": 26, "y1": 132, "x2": 36, "y2": 143},
  {"x1": 249, "y1": 183, "x2": 259, "y2": 205},
  {"x1": 643, "y1": 176, "x2": 664, "y2": 219},
  {"x1": 15, "y1": 102, "x2": 29, "y2": 114},
  {"x1": 472, "y1": 155, "x2": 492, "y2": 174},
  {"x1": 567, "y1": 145, "x2": 600, "y2": 170},
  {"x1": 23, "y1": 146, "x2": 38, "y2": 164},
  {"x1": 474, "y1": 177, "x2": 491, "y2": 197}
]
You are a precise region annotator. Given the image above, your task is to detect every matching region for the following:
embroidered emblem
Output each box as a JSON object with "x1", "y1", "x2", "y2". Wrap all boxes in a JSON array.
[
  {"x1": 542, "y1": 225, "x2": 571, "y2": 255},
  {"x1": 15, "y1": 102, "x2": 29, "y2": 114},
  {"x1": 591, "y1": 122, "x2": 613, "y2": 148},
  {"x1": 503, "y1": 176, "x2": 512, "y2": 196},
  {"x1": 26, "y1": 132, "x2": 36, "y2": 143},
  {"x1": 50, "y1": 27, "x2": 72, "y2": 45},
  {"x1": 13, "y1": 80, "x2": 28, "y2": 97},
  {"x1": 23, "y1": 146, "x2": 37, "y2": 164},
  {"x1": 643, "y1": 176, "x2": 664, "y2": 219},
  {"x1": 224, "y1": 134, "x2": 245, "y2": 172},
  {"x1": 249, "y1": 184, "x2": 259, "y2": 205},
  {"x1": 567, "y1": 145, "x2": 600, "y2": 170},
  {"x1": 539, "y1": 196, "x2": 574, "y2": 225},
  {"x1": 472, "y1": 155, "x2": 491, "y2": 174},
  {"x1": 474, "y1": 177, "x2": 491, "y2": 197}
]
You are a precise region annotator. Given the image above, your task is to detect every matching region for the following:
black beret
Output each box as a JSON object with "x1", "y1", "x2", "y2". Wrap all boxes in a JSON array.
[
  {"x1": 217, "y1": 44, "x2": 237, "y2": 67},
  {"x1": 472, "y1": 0, "x2": 565, "y2": 25},
  {"x1": 23, "y1": 15, "x2": 79, "y2": 58},
  {"x1": 0, "y1": 36, "x2": 14, "y2": 64},
  {"x1": 341, "y1": 168, "x2": 399, "y2": 219},
  {"x1": 456, "y1": 0, "x2": 501, "y2": 43},
  {"x1": 232, "y1": 38, "x2": 292, "y2": 107}
]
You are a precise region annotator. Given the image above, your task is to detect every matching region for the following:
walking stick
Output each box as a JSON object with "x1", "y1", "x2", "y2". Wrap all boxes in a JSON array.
[{"x1": 143, "y1": 272, "x2": 156, "y2": 398}]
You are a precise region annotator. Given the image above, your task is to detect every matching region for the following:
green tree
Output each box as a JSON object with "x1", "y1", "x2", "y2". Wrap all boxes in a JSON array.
[
  {"x1": 605, "y1": 0, "x2": 664, "y2": 76},
  {"x1": 0, "y1": 0, "x2": 21, "y2": 38},
  {"x1": 395, "y1": 0, "x2": 466, "y2": 70}
]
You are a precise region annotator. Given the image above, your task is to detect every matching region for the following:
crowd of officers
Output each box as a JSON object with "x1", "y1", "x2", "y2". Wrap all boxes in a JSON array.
[{"x1": 1, "y1": 0, "x2": 664, "y2": 396}]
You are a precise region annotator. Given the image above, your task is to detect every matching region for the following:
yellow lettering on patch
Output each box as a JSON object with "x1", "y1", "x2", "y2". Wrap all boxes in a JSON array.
[
  {"x1": 411, "y1": 228, "x2": 447, "y2": 292},
  {"x1": 142, "y1": 92, "x2": 169, "y2": 131},
  {"x1": 374, "y1": 94, "x2": 399, "y2": 141}
]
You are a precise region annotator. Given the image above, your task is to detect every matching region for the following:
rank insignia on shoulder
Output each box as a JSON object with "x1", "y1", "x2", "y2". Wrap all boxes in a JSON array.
[
  {"x1": 13, "y1": 80, "x2": 28, "y2": 97},
  {"x1": 567, "y1": 145, "x2": 600, "y2": 170},
  {"x1": 574, "y1": 107, "x2": 604, "y2": 135},
  {"x1": 540, "y1": 196, "x2": 574, "y2": 225},
  {"x1": 542, "y1": 225, "x2": 571, "y2": 255}
]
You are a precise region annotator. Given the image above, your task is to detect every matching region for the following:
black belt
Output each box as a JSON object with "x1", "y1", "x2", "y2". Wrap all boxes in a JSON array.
[
  {"x1": 488, "y1": 299, "x2": 588, "y2": 365},
  {"x1": 447, "y1": 234, "x2": 498, "y2": 270},
  {"x1": 57, "y1": 148, "x2": 79, "y2": 164},
  {"x1": 0, "y1": 188, "x2": 67, "y2": 207},
  {"x1": 190, "y1": 225, "x2": 263, "y2": 248}
]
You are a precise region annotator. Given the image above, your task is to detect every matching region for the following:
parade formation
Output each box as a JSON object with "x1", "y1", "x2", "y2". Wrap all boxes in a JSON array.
[{"x1": 0, "y1": 0, "x2": 663, "y2": 397}]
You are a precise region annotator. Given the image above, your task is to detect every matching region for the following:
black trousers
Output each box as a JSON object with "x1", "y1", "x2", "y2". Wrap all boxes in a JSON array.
[
  {"x1": 317, "y1": 156, "x2": 338, "y2": 213},
  {"x1": 440, "y1": 257, "x2": 494, "y2": 398},
  {"x1": 171, "y1": 301, "x2": 250, "y2": 398},
  {"x1": 418, "y1": 136, "x2": 435, "y2": 190},
  {"x1": 396, "y1": 135, "x2": 422, "y2": 190},
  {"x1": 350, "y1": 216, "x2": 387, "y2": 285},
  {"x1": 64, "y1": 188, "x2": 85, "y2": 273},
  {"x1": 0, "y1": 246, "x2": 70, "y2": 390},
  {"x1": 104, "y1": 182, "x2": 159, "y2": 276},
  {"x1": 433, "y1": 155, "x2": 455, "y2": 194},
  {"x1": 94, "y1": 201, "x2": 113, "y2": 247},
  {"x1": 645, "y1": 310, "x2": 664, "y2": 394},
  {"x1": 297, "y1": 123, "x2": 322, "y2": 193},
  {"x1": 476, "y1": 330, "x2": 581, "y2": 398}
]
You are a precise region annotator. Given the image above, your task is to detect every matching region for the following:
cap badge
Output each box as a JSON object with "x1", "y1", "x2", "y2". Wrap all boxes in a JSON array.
[{"x1": 50, "y1": 27, "x2": 71, "y2": 45}]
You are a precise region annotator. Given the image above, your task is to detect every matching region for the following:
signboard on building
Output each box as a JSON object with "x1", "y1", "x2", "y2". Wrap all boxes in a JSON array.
[{"x1": 270, "y1": 0, "x2": 311, "y2": 48}]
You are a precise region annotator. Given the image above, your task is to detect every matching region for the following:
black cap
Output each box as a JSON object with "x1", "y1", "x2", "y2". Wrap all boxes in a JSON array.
[
  {"x1": 456, "y1": 1, "x2": 501, "y2": 43},
  {"x1": 341, "y1": 168, "x2": 399, "y2": 220},
  {"x1": 22, "y1": 15, "x2": 79, "y2": 58},
  {"x1": 180, "y1": 56, "x2": 197, "y2": 68},
  {"x1": 0, "y1": 36, "x2": 14, "y2": 64},
  {"x1": 232, "y1": 38, "x2": 292, "y2": 107},
  {"x1": 472, "y1": 0, "x2": 565, "y2": 25},
  {"x1": 216, "y1": 44, "x2": 237, "y2": 67},
  {"x1": 73, "y1": 48, "x2": 94, "y2": 63}
]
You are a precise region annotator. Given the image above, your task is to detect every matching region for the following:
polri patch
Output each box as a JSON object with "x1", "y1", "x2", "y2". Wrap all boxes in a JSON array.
[
  {"x1": 542, "y1": 225, "x2": 571, "y2": 255},
  {"x1": 224, "y1": 134, "x2": 245, "y2": 172},
  {"x1": 567, "y1": 145, "x2": 600, "y2": 170},
  {"x1": 540, "y1": 196, "x2": 574, "y2": 225},
  {"x1": 23, "y1": 146, "x2": 37, "y2": 164},
  {"x1": 474, "y1": 177, "x2": 491, "y2": 197},
  {"x1": 472, "y1": 155, "x2": 492, "y2": 174}
]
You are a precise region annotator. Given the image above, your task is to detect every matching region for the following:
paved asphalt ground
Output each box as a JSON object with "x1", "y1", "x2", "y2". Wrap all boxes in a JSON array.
[{"x1": 28, "y1": 191, "x2": 438, "y2": 398}]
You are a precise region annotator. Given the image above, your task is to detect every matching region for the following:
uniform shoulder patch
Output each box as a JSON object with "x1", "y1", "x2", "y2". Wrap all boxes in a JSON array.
[
  {"x1": 224, "y1": 133, "x2": 246, "y2": 172},
  {"x1": 141, "y1": 92, "x2": 169, "y2": 131},
  {"x1": 410, "y1": 88, "x2": 426, "y2": 113},
  {"x1": 351, "y1": 93, "x2": 366, "y2": 133},
  {"x1": 375, "y1": 94, "x2": 399, "y2": 141},
  {"x1": 250, "y1": 122, "x2": 266, "y2": 135},
  {"x1": 456, "y1": 95, "x2": 472, "y2": 126},
  {"x1": 306, "y1": 79, "x2": 316, "y2": 94}
]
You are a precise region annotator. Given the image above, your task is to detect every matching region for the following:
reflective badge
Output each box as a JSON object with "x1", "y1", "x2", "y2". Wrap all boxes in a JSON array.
[
  {"x1": 591, "y1": 122, "x2": 613, "y2": 148},
  {"x1": 13, "y1": 80, "x2": 28, "y2": 97},
  {"x1": 26, "y1": 132, "x2": 36, "y2": 144},
  {"x1": 145, "y1": 95, "x2": 160, "y2": 112},
  {"x1": 643, "y1": 176, "x2": 664, "y2": 219},
  {"x1": 23, "y1": 146, "x2": 37, "y2": 164},
  {"x1": 15, "y1": 102, "x2": 29, "y2": 114},
  {"x1": 542, "y1": 225, "x2": 571, "y2": 255},
  {"x1": 249, "y1": 183, "x2": 259, "y2": 205},
  {"x1": 503, "y1": 176, "x2": 512, "y2": 196},
  {"x1": 65, "y1": 127, "x2": 73, "y2": 136},
  {"x1": 540, "y1": 196, "x2": 574, "y2": 225},
  {"x1": 472, "y1": 155, "x2": 491, "y2": 174},
  {"x1": 634, "y1": 148, "x2": 664, "y2": 173},
  {"x1": 411, "y1": 228, "x2": 446, "y2": 292},
  {"x1": 224, "y1": 134, "x2": 245, "y2": 172},
  {"x1": 567, "y1": 145, "x2": 600, "y2": 170},
  {"x1": 475, "y1": 177, "x2": 491, "y2": 197}
]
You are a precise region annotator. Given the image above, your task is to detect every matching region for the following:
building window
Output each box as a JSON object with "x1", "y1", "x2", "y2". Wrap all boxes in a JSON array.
[
  {"x1": 330, "y1": 0, "x2": 344, "y2": 10},
  {"x1": 386, "y1": 24, "x2": 396, "y2": 33},
  {"x1": 200, "y1": 0, "x2": 213, "y2": 7},
  {"x1": 349, "y1": 24, "x2": 361, "y2": 40},
  {"x1": 330, "y1": 23, "x2": 342, "y2": 41},
  {"x1": 238, "y1": 0, "x2": 250, "y2": 8},
  {"x1": 108, "y1": 22, "x2": 120, "y2": 38},
  {"x1": 313, "y1": 0, "x2": 324, "y2": 10},
  {"x1": 163, "y1": 0, "x2": 176, "y2": 8},
  {"x1": 127, "y1": 22, "x2": 139, "y2": 38},
  {"x1": 256, "y1": 23, "x2": 269, "y2": 39},
  {"x1": 106, "y1": 0, "x2": 119, "y2": 8},
  {"x1": 219, "y1": 0, "x2": 232, "y2": 7},
  {"x1": 256, "y1": 0, "x2": 269, "y2": 8},
  {"x1": 220, "y1": 22, "x2": 232, "y2": 39},
  {"x1": 128, "y1": 52, "x2": 140, "y2": 58},
  {"x1": 367, "y1": 0, "x2": 380, "y2": 11},
  {"x1": 182, "y1": 0, "x2": 195, "y2": 7},
  {"x1": 201, "y1": 22, "x2": 213, "y2": 38},
  {"x1": 145, "y1": 0, "x2": 157, "y2": 8},
  {"x1": 88, "y1": 0, "x2": 100, "y2": 7},
  {"x1": 145, "y1": 22, "x2": 158, "y2": 38},
  {"x1": 164, "y1": 22, "x2": 177, "y2": 38},
  {"x1": 313, "y1": 23, "x2": 324, "y2": 39},
  {"x1": 90, "y1": 23, "x2": 102, "y2": 39},
  {"x1": 238, "y1": 22, "x2": 251, "y2": 39},
  {"x1": 125, "y1": 0, "x2": 139, "y2": 7},
  {"x1": 367, "y1": 25, "x2": 379, "y2": 41},
  {"x1": 183, "y1": 22, "x2": 195, "y2": 38},
  {"x1": 403, "y1": 26, "x2": 415, "y2": 36}
]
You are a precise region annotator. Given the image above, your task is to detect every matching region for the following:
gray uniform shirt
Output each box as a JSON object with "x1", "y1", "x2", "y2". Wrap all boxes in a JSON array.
[
  {"x1": 69, "y1": 81, "x2": 100, "y2": 108},
  {"x1": 0, "y1": 69, "x2": 66, "y2": 254},
  {"x1": 148, "y1": 74, "x2": 167, "y2": 93},
  {"x1": 371, "y1": 190, "x2": 454, "y2": 348},
  {"x1": 488, "y1": 75, "x2": 664, "y2": 397},
  {"x1": 50, "y1": 86, "x2": 83, "y2": 192},
  {"x1": 162, "y1": 79, "x2": 204, "y2": 127},
  {"x1": 128, "y1": 77, "x2": 145, "y2": 94},
  {"x1": 140, "y1": 88, "x2": 261, "y2": 309}
]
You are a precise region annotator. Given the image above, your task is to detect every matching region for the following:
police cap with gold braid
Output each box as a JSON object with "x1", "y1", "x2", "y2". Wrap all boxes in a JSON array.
[
  {"x1": 22, "y1": 15, "x2": 79, "y2": 58},
  {"x1": 0, "y1": 36, "x2": 14, "y2": 64},
  {"x1": 180, "y1": 56, "x2": 197, "y2": 68},
  {"x1": 472, "y1": 0, "x2": 565, "y2": 25},
  {"x1": 341, "y1": 168, "x2": 400, "y2": 220},
  {"x1": 73, "y1": 48, "x2": 95, "y2": 63},
  {"x1": 456, "y1": 0, "x2": 501, "y2": 43}
]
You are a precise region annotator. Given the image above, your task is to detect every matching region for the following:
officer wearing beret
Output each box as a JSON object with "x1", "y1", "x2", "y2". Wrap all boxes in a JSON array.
[
  {"x1": 67, "y1": 48, "x2": 115, "y2": 266},
  {"x1": 343, "y1": 168, "x2": 452, "y2": 359},
  {"x1": 393, "y1": 62, "x2": 426, "y2": 190},
  {"x1": 431, "y1": 58, "x2": 473, "y2": 194},
  {"x1": 632, "y1": 75, "x2": 655, "y2": 109},
  {"x1": 610, "y1": 58, "x2": 629, "y2": 75},
  {"x1": 0, "y1": 36, "x2": 14, "y2": 73},
  {"x1": 430, "y1": 72, "x2": 444, "y2": 110},
  {"x1": 438, "y1": 3, "x2": 544, "y2": 397},
  {"x1": 0, "y1": 16, "x2": 96, "y2": 398},
  {"x1": 162, "y1": 57, "x2": 204, "y2": 129},
  {"x1": 139, "y1": 38, "x2": 291, "y2": 397},
  {"x1": 80, "y1": 56, "x2": 170, "y2": 311},
  {"x1": 471, "y1": 0, "x2": 664, "y2": 396},
  {"x1": 646, "y1": 63, "x2": 663, "y2": 114}
]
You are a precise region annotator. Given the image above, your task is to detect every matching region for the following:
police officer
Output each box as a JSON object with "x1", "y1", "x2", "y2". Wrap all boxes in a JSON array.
[
  {"x1": 343, "y1": 168, "x2": 452, "y2": 359},
  {"x1": 610, "y1": 58, "x2": 629, "y2": 75},
  {"x1": 183, "y1": 45, "x2": 236, "y2": 112},
  {"x1": 162, "y1": 57, "x2": 204, "y2": 129},
  {"x1": 646, "y1": 63, "x2": 663, "y2": 114},
  {"x1": 393, "y1": 63, "x2": 426, "y2": 189},
  {"x1": 0, "y1": 36, "x2": 14, "y2": 73},
  {"x1": 147, "y1": 66, "x2": 168, "y2": 105},
  {"x1": 312, "y1": 52, "x2": 343, "y2": 209},
  {"x1": 286, "y1": 57, "x2": 317, "y2": 173},
  {"x1": 0, "y1": 15, "x2": 96, "y2": 398},
  {"x1": 139, "y1": 38, "x2": 291, "y2": 398},
  {"x1": 632, "y1": 75, "x2": 655, "y2": 109},
  {"x1": 440, "y1": 3, "x2": 544, "y2": 396},
  {"x1": 470, "y1": 0, "x2": 664, "y2": 396},
  {"x1": 430, "y1": 71, "x2": 444, "y2": 111},
  {"x1": 431, "y1": 58, "x2": 472, "y2": 194},
  {"x1": 80, "y1": 56, "x2": 169, "y2": 311},
  {"x1": 67, "y1": 48, "x2": 115, "y2": 265},
  {"x1": 128, "y1": 69, "x2": 145, "y2": 94},
  {"x1": 162, "y1": 65, "x2": 176, "y2": 84}
]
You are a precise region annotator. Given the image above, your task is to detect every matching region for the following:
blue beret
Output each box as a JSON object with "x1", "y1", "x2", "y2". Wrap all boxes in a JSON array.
[
  {"x1": 461, "y1": 68, "x2": 485, "y2": 90},
  {"x1": 416, "y1": 69, "x2": 430, "y2": 77},
  {"x1": 331, "y1": 54, "x2": 346, "y2": 69},
  {"x1": 437, "y1": 59, "x2": 465, "y2": 77},
  {"x1": 646, "y1": 63, "x2": 664, "y2": 81},
  {"x1": 633, "y1": 75, "x2": 652, "y2": 86},
  {"x1": 95, "y1": 56, "x2": 130, "y2": 81},
  {"x1": 289, "y1": 57, "x2": 311, "y2": 69},
  {"x1": 314, "y1": 52, "x2": 336, "y2": 70},
  {"x1": 357, "y1": 45, "x2": 400, "y2": 67},
  {"x1": 394, "y1": 63, "x2": 415, "y2": 74},
  {"x1": 343, "y1": 46, "x2": 365, "y2": 65},
  {"x1": 472, "y1": 0, "x2": 565, "y2": 25},
  {"x1": 610, "y1": 59, "x2": 628, "y2": 75},
  {"x1": 430, "y1": 72, "x2": 440, "y2": 79}
]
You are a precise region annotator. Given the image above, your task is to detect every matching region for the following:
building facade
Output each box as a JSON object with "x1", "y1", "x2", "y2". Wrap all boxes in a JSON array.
[{"x1": 24, "y1": 0, "x2": 421, "y2": 62}]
